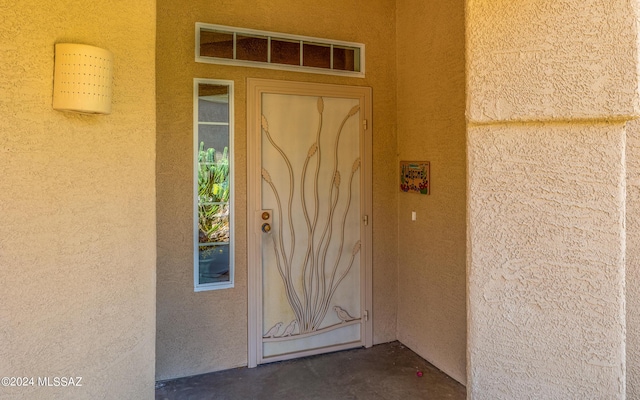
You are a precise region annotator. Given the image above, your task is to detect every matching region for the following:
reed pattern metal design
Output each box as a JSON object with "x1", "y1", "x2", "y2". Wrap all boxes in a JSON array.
[{"x1": 262, "y1": 97, "x2": 361, "y2": 335}]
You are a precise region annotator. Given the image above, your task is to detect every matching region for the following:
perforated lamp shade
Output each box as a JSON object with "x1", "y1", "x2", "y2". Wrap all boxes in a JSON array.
[{"x1": 52, "y1": 43, "x2": 113, "y2": 114}]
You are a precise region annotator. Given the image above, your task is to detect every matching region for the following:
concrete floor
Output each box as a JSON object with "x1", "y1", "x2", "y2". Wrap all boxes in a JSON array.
[{"x1": 156, "y1": 341, "x2": 466, "y2": 400}]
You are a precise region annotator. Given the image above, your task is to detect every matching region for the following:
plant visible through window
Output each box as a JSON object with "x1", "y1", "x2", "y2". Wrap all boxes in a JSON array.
[{"x1": 198, "y1": 142, "x2": 230, "y2": 256}]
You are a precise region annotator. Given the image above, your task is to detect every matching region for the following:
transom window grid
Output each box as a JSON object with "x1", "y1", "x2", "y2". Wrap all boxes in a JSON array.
[{"x1": 196, "y1": 23, "x2": 365, "y2": 77}]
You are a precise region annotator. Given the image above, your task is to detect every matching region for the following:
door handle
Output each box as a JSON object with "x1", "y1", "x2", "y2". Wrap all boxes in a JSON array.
[{"x1": 261, "y1": 223, "x2": 272, "y2": 233}]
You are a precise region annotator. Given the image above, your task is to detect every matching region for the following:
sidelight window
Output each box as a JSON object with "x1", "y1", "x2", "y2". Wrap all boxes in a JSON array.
[{"x1": 194, "y1": 78, "x2": 234, "y2": 291}]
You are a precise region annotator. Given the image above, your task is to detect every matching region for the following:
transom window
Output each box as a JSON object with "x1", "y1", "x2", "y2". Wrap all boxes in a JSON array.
[{"x1": 196, "y1": 23, "x2": 365, "y2": 77}]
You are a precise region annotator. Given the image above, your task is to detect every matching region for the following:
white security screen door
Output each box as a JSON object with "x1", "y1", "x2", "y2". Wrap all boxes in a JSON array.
[{"x1": 248, "y1": 79, "x2": 372, "y2": 366}]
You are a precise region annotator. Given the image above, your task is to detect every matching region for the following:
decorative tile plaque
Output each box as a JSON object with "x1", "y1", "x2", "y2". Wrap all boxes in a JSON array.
[{"x1": 400, "y1": 161, "x2": 430, "y2": 195}]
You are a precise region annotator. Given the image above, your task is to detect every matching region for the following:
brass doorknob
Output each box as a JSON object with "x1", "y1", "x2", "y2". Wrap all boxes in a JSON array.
[{"x1": 261, "y1": 223, "x2": 271, "y2": 233}]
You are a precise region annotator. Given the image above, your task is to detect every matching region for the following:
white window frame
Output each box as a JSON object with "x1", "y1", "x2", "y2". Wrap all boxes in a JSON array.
[
  {"x1": 195, "y1": 22, "x2": 365, "y2": 78},
  {"x1": 194, "y1": 78, "x2": 235, "y2": 292}
]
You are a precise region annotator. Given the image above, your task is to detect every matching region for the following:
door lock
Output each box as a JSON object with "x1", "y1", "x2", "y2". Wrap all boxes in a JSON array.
[{"x1": 257, "y1": 209, "x2": 273, "y2": 234}]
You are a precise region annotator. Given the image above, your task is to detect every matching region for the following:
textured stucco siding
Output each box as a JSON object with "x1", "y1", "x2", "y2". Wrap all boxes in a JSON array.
[
  {"x1": 468, "y1": 123, "x2": 626, "y2": 399},
  {"x1": 628, "y1": 119, "x2": 640, "y2": 399},
  {"x1": 466, "y1": 1, "x2": 639, "y2": 398},
  {"x1": 396, "y1": 0, "x2": 467, "y2": 385},
  {"x1": 0, "y1": 1, "x2": 156, "y2": 399},
  {"x1": 467, "y1": 0, "x2": 640, "y2": 122},
  {"x1": 156, "y1": 0, "x2": 398, "y2": 380}
]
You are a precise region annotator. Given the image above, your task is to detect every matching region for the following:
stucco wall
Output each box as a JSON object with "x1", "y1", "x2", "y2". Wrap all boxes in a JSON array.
[
  {"x1": 467, "y1": 0, "x2": 638, "y2": 398},
  {"x1": 156, "y1": 0, "x2": 398, "y2": 380},
  {"x1": 628, "y1": 119, "x2": 640, "y2": 398},
  {"x1": 396, "y1": 0, "x2": 467, "y2": 384},
  {"x1": 467, "y1": 123, "x2": 626, "y2": 399},
  {"x1": 0, "y1": 1, "x2": 156, "y2": 399},
  {"x1": 466, "y1": 0, "x2": 640, "y2": 123}
]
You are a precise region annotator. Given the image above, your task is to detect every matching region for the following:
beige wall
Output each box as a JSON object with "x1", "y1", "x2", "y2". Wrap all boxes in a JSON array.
[
  {"x1": 0, "y1": 1, "x2": 157, "y2": 399},
  {"x1": 156, "y1": 0, "x2": 398, "y2": 380},
  {"x1": 467, "y1": 0, "x2": 638, "y2": 398},
  {"x1": 395, "y1": 0, "x2": 467, "y2": 384},
  {"x1": 628, "y1": 119, "x2": 640, "y2": 398},
  {"x1": 466, "y1": 1, "x2": 640, "y2": 122},
  {"x1": 468, "y1": 122, "x2": 626, "y2": 398}
]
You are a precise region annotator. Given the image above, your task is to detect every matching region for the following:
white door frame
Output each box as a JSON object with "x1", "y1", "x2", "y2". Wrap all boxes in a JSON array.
[{"x1": 247, "y1": 78, "x2": 373, "y2": 367}]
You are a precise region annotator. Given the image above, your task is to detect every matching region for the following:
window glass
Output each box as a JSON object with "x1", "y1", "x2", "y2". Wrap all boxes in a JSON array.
[
  {"x1": 333, "y1": 46, "x2": 357, "y2": 71},
  {"x1": 271, "y1": 39, "x2": 301, "y2": 66},
  {"x1": 200, "y1": 30, "x2": 233, "y2": 59},
  {"x1": 302, "y1": 42, "x2": 331, "y2": 69},
  {"x1": 195, "y1": 80, "x2": 234, "y2": 290},
  {"x1": 236, "y1": 35, "x2": 268, "y2": 62}
]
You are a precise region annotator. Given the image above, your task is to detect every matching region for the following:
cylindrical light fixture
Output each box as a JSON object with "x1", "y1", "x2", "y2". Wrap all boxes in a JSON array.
[{"x1": 52, "y1": 43, "x2": 113, "y2": 114}]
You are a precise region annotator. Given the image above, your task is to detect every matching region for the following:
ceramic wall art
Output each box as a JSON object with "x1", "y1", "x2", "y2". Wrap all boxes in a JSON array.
[{"x1": 400, "y1": 161, "x2": 430, "y2": 195}]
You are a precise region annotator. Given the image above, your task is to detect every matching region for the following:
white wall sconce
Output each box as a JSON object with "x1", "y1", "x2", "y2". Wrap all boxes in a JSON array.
[{"x1": 52, "y1": 43, "x2": 113, "y2": 114}]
